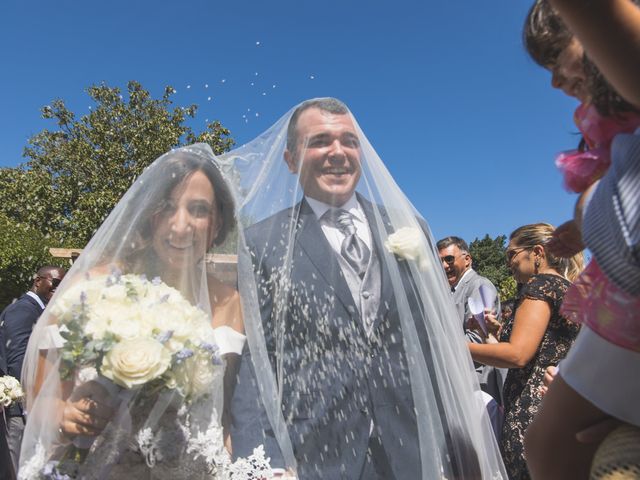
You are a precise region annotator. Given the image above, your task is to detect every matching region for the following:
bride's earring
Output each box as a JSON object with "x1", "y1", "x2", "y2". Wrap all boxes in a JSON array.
[{"x1": 534, "y1": 256, "x2": 540, "y2": 274}]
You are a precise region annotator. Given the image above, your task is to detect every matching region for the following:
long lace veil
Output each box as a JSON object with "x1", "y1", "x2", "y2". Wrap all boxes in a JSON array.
[
  {"x1": 19, "y1": 145, "x2": 276, "y2": 479},
  {"x1": 219, "y1": 98, "x2": 507, "y2": 479}
]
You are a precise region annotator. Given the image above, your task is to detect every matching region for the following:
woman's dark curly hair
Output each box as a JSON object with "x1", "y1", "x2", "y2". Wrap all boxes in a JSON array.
[
  {"x1": 120, "y1": 148, "x2": 236, "y2": 273},
  {"x1": 583, "y1": 57, "x2": 640, "y2": 117},
  {"x1": 142, "y1": 150, "x2": 236, "y2": 248},
  {"x1": 523, "y1": 0, "x2": 639, "y2": 117}
]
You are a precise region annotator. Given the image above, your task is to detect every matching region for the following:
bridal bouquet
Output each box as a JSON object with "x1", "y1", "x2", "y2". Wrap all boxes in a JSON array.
[
  {"x1": 20, "y1": 271, "x2": 229, "y2": 479},
  {"x1": 0, "y1": 375, "x2": 24, "y2": 407},
  {"x1": 50, "y1": 270, "x2": 223, "y2": 400}
]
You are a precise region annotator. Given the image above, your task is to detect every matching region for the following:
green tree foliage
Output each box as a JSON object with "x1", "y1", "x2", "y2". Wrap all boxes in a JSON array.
[
  {"x1": 0, "y1": 213, "x2": 64, "y2": 310},
  {"x1": 0, "y1": 81, "x2": 234, "y2": 305},
  {"x1": 469, "y1": 234, "x2": 518, "y2": 301},
  {"x1": 0, "y1": 81, "x2": 234, "y2": 248}
]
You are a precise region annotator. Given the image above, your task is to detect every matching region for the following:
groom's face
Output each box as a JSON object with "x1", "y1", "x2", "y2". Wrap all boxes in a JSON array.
[{"x1": 285, "y1": 107, "x2": 361, "y2": 207}]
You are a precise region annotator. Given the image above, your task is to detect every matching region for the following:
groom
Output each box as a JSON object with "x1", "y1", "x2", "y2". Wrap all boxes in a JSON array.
[{"x1": 231, "y1": 99, "x2": 474, "y2": 479}]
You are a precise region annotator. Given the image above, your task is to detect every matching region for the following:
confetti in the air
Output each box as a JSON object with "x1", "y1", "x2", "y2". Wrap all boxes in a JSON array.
[
  {"x1": 256, "y1": 41, "x2": 261, "y2": 46},
  {"x1": 187, "y1": 85, "x2": 191, "y2": 89},
  {"x1": 310, "y1": 75, "x2": 315, "y2": 80},
  {"x1": 221, "y1": 79, "x2": 226, "y2": 83},
  {"x1": 272, "y1": 84, "x2": 277, "y2": 88},
  {"x1": 205, "y1": 84, "x2": 209, "y2": 88},
  {"x1": 207, "y1": 96, "x2": 212, "y2": 101}
]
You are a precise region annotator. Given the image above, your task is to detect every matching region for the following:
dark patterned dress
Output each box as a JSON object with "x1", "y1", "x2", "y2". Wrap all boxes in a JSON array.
[{"x1": 499, "y1": 274, "x2": 579, "y2": 480}]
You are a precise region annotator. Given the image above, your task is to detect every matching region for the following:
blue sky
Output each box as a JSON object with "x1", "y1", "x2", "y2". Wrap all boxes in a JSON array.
[{"x1": 1, "y1": 0, "x2": 584, "y2": 244}]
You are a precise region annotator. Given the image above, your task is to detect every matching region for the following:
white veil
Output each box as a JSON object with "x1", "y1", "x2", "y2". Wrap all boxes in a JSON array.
[
  {"x1": 19, "y1": 145, "x2": 275, "y2": 479},
  {"x1": 221, "y1": 98, "x2": 507, "y2": 479}
]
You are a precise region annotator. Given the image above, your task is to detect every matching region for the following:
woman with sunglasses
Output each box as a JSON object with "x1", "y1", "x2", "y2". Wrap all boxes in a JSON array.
[{"x1": 468, "y1": 223, "x2": 583, "y2": 480}]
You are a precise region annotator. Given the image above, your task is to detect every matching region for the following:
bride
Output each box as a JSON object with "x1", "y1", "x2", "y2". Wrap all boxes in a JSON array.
[{"x1": 18, "y1": 145, "x2": 274, "y2": 479}]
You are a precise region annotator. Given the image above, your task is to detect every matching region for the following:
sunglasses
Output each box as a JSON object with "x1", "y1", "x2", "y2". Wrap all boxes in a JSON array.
[
  {"x1": 441, "y1": 253, "x2": 467, "y2": 264},
  {"x1": 46, "y1": 277, "x2": 62, "y2": 289},
  {"x1": 505, "y1": 247, "x2": 528, "y2": 263}
]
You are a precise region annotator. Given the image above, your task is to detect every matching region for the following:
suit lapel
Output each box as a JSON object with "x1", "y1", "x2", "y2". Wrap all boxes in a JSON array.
[
  {"x1": 455, "y1": 269, "x2": 476, "y2": 300},
  {"x1": 294, "y1": 200, "x2": 360, "y2": 315}
]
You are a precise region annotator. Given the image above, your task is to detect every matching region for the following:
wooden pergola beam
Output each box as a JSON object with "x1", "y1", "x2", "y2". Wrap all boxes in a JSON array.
[{"x1": 49, "y1": 248, "x2": 83, "y2": 259}]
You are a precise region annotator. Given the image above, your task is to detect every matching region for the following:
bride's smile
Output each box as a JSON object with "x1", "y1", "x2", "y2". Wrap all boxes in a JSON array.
[{"x1": 152, "y1": 170, "x2": 219, "y2": 269}]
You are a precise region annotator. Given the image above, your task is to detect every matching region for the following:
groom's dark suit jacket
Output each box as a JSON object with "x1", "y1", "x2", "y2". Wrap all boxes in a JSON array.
[{"x1": 231, "y1": 197, "x2": 473, "y2": 479}]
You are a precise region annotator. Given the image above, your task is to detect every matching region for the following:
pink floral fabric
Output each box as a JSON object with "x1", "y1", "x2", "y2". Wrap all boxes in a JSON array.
[
  {"x1": 556, "y1": 104, "x2": 640, "y2": 193},
  {"x1": 561, "y1": 259, "x2": 640, "y2": 353}
]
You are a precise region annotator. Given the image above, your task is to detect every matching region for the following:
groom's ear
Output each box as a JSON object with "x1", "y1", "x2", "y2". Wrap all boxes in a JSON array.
[{"x1": 284, "y1": 149, "x2": 299, "y2": 173}]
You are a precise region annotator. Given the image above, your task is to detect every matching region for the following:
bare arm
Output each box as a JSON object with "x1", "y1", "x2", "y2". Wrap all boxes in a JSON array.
[
  {"x1": 469, "y1": 298, "x2": 551, "y2": 369},
  {"x1": 548, "y1": 0, "x2": 640, "y2": 108}
]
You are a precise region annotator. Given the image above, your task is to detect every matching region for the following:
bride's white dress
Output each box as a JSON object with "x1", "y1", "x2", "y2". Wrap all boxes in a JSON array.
[
  {"x1": 24, "y1": 327, "x2": 268, "y2": 480},
  {"x1": 96, "y1": 327, "x2": 248, "y2": 479}
]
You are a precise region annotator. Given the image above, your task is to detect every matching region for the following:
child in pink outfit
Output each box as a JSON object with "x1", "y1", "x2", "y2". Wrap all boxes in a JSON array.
[{"x1": 556, "y1": 103, "x2": 640, "y2": 353}]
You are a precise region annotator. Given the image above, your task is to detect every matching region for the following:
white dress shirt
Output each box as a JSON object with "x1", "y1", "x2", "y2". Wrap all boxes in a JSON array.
[
  {"x1": 26, "y1": 291, "x2": 45, "y2": 310},
  {"x1": 305, "y1": 195, "x2": 372, "y2": 253}
]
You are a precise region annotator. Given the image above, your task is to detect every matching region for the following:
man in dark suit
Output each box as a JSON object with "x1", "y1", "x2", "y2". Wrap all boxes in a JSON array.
[
  {"x1": 1, "y1": 335, "x2": 16, "y2": 479},
  {"x1": 231, "y1": 99, "x2": 477, "y2": 479},
  {"x1": 0, "y1": 265, "x2": 65, "y2": 471}
]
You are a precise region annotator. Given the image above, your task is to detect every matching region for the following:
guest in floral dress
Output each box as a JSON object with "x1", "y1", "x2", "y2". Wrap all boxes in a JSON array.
[{"x1": 469, "y1": 223, "x2": 583, "y2": 479}]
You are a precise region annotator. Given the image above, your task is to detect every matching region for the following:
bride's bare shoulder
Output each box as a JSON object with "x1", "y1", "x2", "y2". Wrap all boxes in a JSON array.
[{"x1": 207, "y1": 276, "x2": 243, "y2": 332}]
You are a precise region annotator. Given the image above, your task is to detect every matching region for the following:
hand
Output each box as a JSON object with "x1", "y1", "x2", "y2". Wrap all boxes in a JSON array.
[
  {"x1": 467, "y1": 310, "x2": 501, "y2": 340},
  {"x1": 546, "y1": 220, "x2": 584, "y2": 258},
  {"x1": 483, "y1": 309, "x2": 501, "y2": 337},
  {"x1": 538, "y1": 365, "x2": 558, "y2": 396},
  {"x1": 60, "y1": 381, "x2": 115, "y2": 437}
]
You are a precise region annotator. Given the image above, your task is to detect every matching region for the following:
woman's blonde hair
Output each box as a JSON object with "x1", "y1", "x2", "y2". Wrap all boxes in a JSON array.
[{"x1": 510, "y1": 222, "x2": 584, "y2": 282}]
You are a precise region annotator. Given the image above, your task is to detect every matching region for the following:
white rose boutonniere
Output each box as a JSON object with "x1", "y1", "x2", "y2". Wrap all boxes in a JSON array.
[{"x1": 384, "y1": 227, "x2": 429, "y2": 271}]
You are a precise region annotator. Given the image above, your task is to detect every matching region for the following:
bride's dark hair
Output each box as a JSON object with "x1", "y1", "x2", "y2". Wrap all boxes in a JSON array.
[{"x1": 120, "y1": 148, "x2": 236, "y2": 271}]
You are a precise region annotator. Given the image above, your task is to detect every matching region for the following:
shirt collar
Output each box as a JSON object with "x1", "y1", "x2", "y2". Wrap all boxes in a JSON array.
[
  {"x1": 306, "y1": 195, "x2": 364, "y2": 223},
  {"x1": 26, "y1": 291, "x2": 46, "y2": 310}
]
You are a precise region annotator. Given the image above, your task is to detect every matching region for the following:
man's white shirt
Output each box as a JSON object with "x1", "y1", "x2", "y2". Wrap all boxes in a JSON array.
[
  {"x1": 25, "y1": 291, "x2": 45, "y2": 310},
  {"x1": 305, "y1": 195, "x2": 372, "y2": 253}
]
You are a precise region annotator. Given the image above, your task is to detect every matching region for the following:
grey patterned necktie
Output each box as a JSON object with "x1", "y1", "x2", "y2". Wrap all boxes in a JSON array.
[{"x1": 331, "y1": 209, "x2": 371, "y2": 278}]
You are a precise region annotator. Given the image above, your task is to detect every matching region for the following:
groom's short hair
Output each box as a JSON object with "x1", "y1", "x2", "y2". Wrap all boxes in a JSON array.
[{"x1": 286, "y1": 97, "x2": 350, "y2": 151}]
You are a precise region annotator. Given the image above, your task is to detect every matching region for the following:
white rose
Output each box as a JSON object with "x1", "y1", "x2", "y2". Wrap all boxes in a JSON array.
[
  {"x1": 384, "y1": 227, "x2": 429, "y2": 271},
  {"x1": 101, "y1": 283, "x2": 129, "y2": 303},
  {"x1": 51, "y1": 279, "x2": 103, "y2": 318},
  {"x1": 146, "y1": 302, "x2": 202, "y2": 349},
  {"x1": 175, "y1": 353, "x2": 220, "y2": 398},
  {"x1": 8, "y1": 382, "x2": 23, "y2": 401},
  {"x1": 76, "y1": 367, "x2": 99, "y2": 385},
  {"x1": 11, "y1": 386, "x2": 24, "y2": 401},
  {"x1": 101, "y1": 338, "x2": 171, "y2": 389}
]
